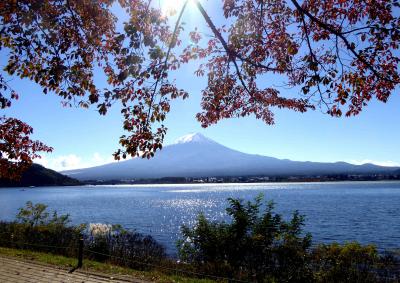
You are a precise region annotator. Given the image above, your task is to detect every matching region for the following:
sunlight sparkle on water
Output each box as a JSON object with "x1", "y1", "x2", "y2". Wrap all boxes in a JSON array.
[
  {"x1": 153, "y1": 198, "x2": 217, "y2": 211},
  {"x1": 167, "y1": 183, "x2": 318, "y2": 193}
]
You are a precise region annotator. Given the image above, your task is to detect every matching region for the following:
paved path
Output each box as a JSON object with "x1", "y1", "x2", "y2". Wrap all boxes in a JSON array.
[{"x1": 0, "y1": 256, "x2": 134, "y2": 283}]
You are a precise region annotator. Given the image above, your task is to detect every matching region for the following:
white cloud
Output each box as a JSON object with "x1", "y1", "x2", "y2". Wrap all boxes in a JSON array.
[
  {"x1": 92, "y1": 152, "x2": 115, "y2": 165},
  {"x1": 34, "y1": 152, "x2": 117, "y2": 172},
  {"x1": 349, "y1": 159, "x2": 400, "y2": 167},
  {"x1": 59, "y1": 154, "x2": 82, "y2": 169}
]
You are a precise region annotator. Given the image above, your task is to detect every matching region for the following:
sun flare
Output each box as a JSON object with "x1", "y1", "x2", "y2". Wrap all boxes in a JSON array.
[{"x1": 161, "y1": 0, "x2": 191, "y2": 17}]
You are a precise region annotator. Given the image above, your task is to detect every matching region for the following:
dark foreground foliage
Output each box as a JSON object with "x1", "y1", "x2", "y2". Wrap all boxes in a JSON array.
[
  {"x1": 0, "y1": 201, "x2": 166, "y2": 270},
  {"x1": 311, "y1": 242, "x2": 399, "y2": 283},
  {"x1": 85, "y1": 223, "x2": 166, "y2": 269},
  {"x1": 177, "y1": 195, "x2": 400, "y2": 283},
  {"x1": 0, "y1": 199, "x2": 399, "y2": 282}
]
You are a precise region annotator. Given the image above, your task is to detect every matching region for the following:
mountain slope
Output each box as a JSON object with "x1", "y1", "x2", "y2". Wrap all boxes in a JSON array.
[
  {"x1": 63, "y1": 133, "x2": 399, "y2": 181},
  {"x1": 0, "y1": 164, "x2": 81, "y2": 187}
]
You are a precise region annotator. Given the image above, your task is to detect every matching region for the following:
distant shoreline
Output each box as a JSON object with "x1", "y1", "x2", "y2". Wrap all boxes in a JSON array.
[
  {"x1": 2, "y1": 177, "x2": 400, "y2": 188},
  {"x1": 79, "y1": 174, "x2": 400, "y2": 186}
]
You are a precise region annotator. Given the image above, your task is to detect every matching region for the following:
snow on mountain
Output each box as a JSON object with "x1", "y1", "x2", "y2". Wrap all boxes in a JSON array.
[
  {"x1": 174, "y1": 133, "x2": 214, "y2": 144},
  {"x1": 62, "y1": 133, "x2": 399, "y2": 181}
]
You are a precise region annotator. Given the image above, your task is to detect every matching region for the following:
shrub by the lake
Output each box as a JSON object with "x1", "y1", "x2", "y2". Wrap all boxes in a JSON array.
[
  {"x1": 0, "y1": 201, "x2": 81, "y2": 257},
  {"x1": 0, "y1": 201, "x2": 166, "y2": 269},
  {"x1": 177, "y1": 195, "x2": 313, "y2": 282},
  {"x1": 311, "y1": 242, "x2": 379, "y2": 283},
  {"x1": 85, "y1": 223, "x2": 166, "y2": 269},
  {"x1": 177, "y1": 195, "x2": 400, "y2": 283}
]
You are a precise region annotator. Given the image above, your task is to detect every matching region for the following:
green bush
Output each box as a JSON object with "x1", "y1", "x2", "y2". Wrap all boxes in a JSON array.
[
  {"x1": 0, "y1": 222, "x2": 81, "y2": 257},
  {"x1": 177, "y1": 194, "x2": 313, "y2": 282},
  {"x1": 311, "y1": 242, "x2": 379, "y2": 283},
  {"x1": 0, "y1": 202, "x2": 81, "y2": 257},
  {"x1": 177, "y1": 196, "x2": 400, "y2": 283}
]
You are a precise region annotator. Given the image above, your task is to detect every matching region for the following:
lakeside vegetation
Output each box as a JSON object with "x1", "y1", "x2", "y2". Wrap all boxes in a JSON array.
[{"x1": 0, "y1": 199, "x2": 399, "y2": 282}]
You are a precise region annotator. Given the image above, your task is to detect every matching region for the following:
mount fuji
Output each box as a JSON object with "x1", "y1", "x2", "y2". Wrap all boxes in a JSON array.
[{"x1": 62, "y1": 133, "x2": 398, "y2": 181}]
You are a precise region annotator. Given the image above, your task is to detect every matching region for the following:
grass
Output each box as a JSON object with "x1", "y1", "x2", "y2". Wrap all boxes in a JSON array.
[{"x1": 0, "y1": 247, "x2": 217, "y2": 283}]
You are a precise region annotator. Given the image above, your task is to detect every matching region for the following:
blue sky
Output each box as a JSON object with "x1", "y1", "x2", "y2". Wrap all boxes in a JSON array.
[{"x1": 2, "y1": 0, "x2": 400, "y2": 171}]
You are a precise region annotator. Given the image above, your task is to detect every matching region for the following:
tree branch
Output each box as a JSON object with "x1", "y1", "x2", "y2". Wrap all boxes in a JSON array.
[
  {"x1": 194, "y1": 0, "x2": 282, "y2": 74},
  {"x1": 146, "y1": 0, "x2": 189, "y2": 126},
  {"x1": 194, "y1": 0, "x2": 251, "y2": 94},
  {"x1": 290, "y1": 0, "x2": 398, "y2": 84}
]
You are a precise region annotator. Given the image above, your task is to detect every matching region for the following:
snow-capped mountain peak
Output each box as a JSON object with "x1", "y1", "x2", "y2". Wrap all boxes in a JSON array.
[
  {"x1": 174, "y1": 133, "x2": 214, "y2": 144},
  {"x1": 62, "y1": 133, "x2": 398, "y2": 181}
]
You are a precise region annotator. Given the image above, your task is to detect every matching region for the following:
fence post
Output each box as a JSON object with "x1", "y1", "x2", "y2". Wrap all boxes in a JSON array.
[{"x1": 77, "y1": 237, "x2": 83, "y2": 268}]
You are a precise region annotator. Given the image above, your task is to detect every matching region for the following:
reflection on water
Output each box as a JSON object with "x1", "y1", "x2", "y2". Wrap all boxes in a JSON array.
[{"x1": 0, "y1": 181, "x2": 400, "y2": 255}]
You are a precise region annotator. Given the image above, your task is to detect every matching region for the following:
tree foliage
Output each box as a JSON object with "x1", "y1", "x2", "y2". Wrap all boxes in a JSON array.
[
  {"x1": 0, "y1": 116, "x2": 52, "y2": 179},
  {"x1": 1, "y1": 0, "x2": 399, "y2": 178}
]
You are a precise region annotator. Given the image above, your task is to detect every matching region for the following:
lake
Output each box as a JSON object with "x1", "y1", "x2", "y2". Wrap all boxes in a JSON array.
[{"x1": 0, "y1": 181, "x2": 399, "y2": 255}]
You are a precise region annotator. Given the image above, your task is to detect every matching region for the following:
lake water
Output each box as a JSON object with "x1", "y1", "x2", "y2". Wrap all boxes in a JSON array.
[{"x1": 0, "y1": 181, "x2": 400, "y2": 255}]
